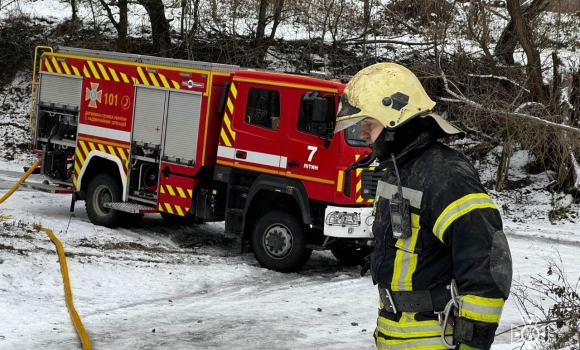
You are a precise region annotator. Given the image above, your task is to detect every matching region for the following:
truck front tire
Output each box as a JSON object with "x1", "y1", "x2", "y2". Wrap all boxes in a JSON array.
[
  {"x1": 251, "y1": 211, "x2": 312, "y2": 272},
  {"x1": 86, "y1": 173, "x2": 125, "y2": 228}
]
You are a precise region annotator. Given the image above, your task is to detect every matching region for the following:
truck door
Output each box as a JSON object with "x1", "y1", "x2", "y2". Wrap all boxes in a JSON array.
[
  {"x1": 229, "y1": 84, "x2": 285, "y2": 175},
  {"x1": 282, "y1": 91, "x2": 338, "y2": 202}
]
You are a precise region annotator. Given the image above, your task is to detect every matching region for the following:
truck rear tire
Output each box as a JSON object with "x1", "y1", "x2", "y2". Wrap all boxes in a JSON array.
[
  {"x1": 331, "y1": 245, "x2": 373, "y2": 266},
  {"x1": 86, "y1": 173, "x2": 125, "y2": 228},
  {"x1": 251, "y1": 211, "x2": 312, "y2": 272}
]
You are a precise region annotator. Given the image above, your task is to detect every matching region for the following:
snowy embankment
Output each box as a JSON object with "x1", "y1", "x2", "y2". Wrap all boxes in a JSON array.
[{"x1": 1, "y1": 158, "x2": 580, "y2": 349}]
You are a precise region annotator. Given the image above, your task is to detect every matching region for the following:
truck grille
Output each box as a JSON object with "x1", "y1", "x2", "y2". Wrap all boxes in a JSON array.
[{"x1": 361, "y1": 169, "x2": 383, "y2": 199}]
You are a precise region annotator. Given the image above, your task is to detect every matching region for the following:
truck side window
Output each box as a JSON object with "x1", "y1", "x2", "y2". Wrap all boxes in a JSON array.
[
  {"x1": 297, "y1": 93, "x2": 335, "y2": 135},
  {"x1": 245, "y1": 88, "x2": 280, "y2": 131}
]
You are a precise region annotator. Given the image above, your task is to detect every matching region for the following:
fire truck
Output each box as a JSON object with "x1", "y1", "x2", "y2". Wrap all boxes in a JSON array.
[{"x1": 26, "y1": 46, "x2": 380, "y2": 272}]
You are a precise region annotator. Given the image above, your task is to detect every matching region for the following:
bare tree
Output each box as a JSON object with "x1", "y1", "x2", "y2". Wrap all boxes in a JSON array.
[
  {"x1": 137, "y1": 0, "x2": 172, "y2": 57},
  {"x1": 97, "y1": 0, "x2": 129, "y2": 51}
]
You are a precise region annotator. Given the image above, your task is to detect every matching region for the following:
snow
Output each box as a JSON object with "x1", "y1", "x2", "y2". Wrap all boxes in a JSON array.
[
  {"x1": 2, "y1": 0, "x2": 580, "y2": 348},
  {"x1": 2, "y1": 154, "x2": 580, "y2": 349}
]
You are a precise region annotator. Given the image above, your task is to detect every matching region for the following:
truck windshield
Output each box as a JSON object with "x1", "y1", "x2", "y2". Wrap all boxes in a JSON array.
[{"x1": 344, "y1": 122, "x2": 368, "y2": 147}]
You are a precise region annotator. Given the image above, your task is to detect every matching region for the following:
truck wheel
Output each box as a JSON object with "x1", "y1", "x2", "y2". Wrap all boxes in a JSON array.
[
  {"x1": 331, "y1": 246, "x2": 373, "y2": 266},
  {"x1": 86, "y1": 173, "x2": 125, "y2": 228},
  {"x1": 251, "y1": 211, "x2": 312, "y2": 272}
]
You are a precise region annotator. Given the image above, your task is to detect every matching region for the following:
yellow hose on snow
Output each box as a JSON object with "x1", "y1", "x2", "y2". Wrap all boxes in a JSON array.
[{"x1": 0, "y1": 161, "x2": 41, "y2": 205}]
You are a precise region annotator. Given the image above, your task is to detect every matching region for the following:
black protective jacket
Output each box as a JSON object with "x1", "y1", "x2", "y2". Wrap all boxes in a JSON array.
[{"x1": 370, "y1": 131, "x2": 512, "y2": 349}]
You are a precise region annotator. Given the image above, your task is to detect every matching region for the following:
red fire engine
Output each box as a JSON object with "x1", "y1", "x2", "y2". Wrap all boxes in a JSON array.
[{"x1": 26, "y1": 46, "x2": 380, "y2": 272}]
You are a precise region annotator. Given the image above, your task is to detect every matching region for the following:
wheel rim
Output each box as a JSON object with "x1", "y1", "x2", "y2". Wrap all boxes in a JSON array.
[
  {"x1": 93, "y1": 184, "x2": 112, "y2": 217},
  {"x1": 262, "y1": 223, "x2": 293, "y2": 259}
]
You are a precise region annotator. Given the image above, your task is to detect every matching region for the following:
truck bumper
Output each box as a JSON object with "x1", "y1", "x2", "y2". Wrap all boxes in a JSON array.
[{"x1": 323, "y1": 206, "x2": 374, "y2": 238}]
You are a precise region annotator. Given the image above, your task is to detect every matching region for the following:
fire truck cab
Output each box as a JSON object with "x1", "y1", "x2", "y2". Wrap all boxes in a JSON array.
[{"x1": 28, "y1": 46, "x2": 379, "y2": 272}]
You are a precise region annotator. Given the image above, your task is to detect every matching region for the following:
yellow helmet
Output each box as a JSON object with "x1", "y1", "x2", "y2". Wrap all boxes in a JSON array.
[{"x1": 334, "y1": 62, "x2": 463, "y2": 136}]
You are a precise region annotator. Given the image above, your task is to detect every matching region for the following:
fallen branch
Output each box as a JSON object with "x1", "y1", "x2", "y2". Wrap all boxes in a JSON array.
[{"x1": 468, "y1": 74, "x2": 530, "y2": 93}]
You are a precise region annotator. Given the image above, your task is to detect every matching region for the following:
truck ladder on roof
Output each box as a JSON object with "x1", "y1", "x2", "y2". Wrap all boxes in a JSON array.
[{"x1": 55, "y1": 46, "x2": 240, "y2": 74}]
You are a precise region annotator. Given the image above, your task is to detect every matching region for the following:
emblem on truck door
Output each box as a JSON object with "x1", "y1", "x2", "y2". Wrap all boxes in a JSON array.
[{"x1": 85, "y1": 83, "x2": 102, "y2": 108}]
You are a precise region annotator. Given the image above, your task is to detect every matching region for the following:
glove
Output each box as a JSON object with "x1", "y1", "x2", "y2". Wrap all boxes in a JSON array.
[{"x1": 360, "y1": 254, "x2": 371, "y2": 277}]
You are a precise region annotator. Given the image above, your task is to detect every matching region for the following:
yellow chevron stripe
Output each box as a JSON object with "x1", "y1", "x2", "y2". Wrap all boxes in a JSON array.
[
  {"x1": 159, "y1": 74, "x2": 170, "y2": 88},
  {"x1": 160, "y1": 186, "x2": 166, "y2": 194},
  {"x1": 108, "y1": 68, "x2": 120, "y2": 82},
  {"x1": 166, "y1": 185, "x2": 176, "y2": 196},
  {"x1": 148, "y1": 72, "x2": 160, "y2": 87},
  {"x1": 97, "y1": 63, "x2": 110, "y2": 80},
  {"x1": 75, "y1": 148, "x2": 84, "y2": 163},
  {"x1": 72, "y1": 66, "x2": 81, "y2": 76},
  {"x1": 177, "y1": 187, "x2": 186, "y2": 198},
  {"x1": 227, "y1": 98, "x2": 234, "y2": 114},
  {"x1": 172, "y1": 80, "x2": 180, "y2": 89},
  {"x1": 121, "y1": 72, "x2": 129, "y2": 83},
  {"x1": 117, "y1": 148, "x2": 127, "y2": 160},
  {"x1": 107, "y1": 145, "x2": 116, "y2": 157},
  {"x1": 73, "y1": 176, "x2": 78, "y2": 187},
  {"x1": 83, "y1": 66, "x2": 91, "y2": 78},
  {"x1": 88, "y1": 142, "x2": 96, "y2": 151},
  {"x1": 74, "y1": 162, "x2": 81, "y2": 175},
  {"x1": 223, "y1": 114, "x2": 236, "y2": 140},
  {"x1": 137, "y1": 67, "x2": 149, "y2": 85},
  {"x1": 187, "y1": 189, "x2": 193, "y2": 197},
  {"x1": 158, "y1": 204, "x2": 163, "y2": 212},
  {"x1": 164, "y1": 203, "x2": 174, "y2": 214},
  {"x1": 175, "y1": 206, "x2": 184, "y2": 216},
  {"x1": 230, "y1": 82, "x2": 237, "y2": 98},
  {"x1": 80, "y1": 141, "x2": 90, "y2": 156},
  {"x1": 98, "y1": 144, "x2": 106, "y2": 152},
  {"x1": 44, "y1": 59, "x2": 54, "y2": 73},
  {"x1": 132, "y1": 77, "x2": 139, "y2": 84},
  {"x1": 51, "y1": 57, "x2": 62, "y2": 74},
  {"x1": 220, "y1": 129, "x2": 232, "y2": 147},
  {"x1": 62, "y1": 62, "x2": 72, "y2": 75},
  {"x1": 87, "y1": 61, "x2": 101, "y2": 79}
]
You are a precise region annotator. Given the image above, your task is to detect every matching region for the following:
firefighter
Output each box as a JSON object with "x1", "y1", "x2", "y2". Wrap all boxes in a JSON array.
[{"x1": 334, "y1": 62, "x2": 512, "y2": 350}]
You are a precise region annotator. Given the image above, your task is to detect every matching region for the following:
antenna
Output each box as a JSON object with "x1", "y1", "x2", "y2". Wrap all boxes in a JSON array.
[{"x1": 390, "y1": 153, "x2": 403, "y2": 196}]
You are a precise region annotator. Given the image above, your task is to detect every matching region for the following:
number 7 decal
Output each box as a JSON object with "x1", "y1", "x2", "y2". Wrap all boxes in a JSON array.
[{"x1": 307, "y1": 145, "x2": 318, "y2": 162}]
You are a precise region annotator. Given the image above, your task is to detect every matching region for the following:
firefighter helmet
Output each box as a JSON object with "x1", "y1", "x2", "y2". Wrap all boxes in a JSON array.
[{"x1": 334, "y1": 62, "x2": 463, "y2": 136}]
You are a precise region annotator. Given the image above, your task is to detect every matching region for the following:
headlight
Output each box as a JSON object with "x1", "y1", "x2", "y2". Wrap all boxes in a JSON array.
[{"x1": 325, "y1": 211, "x2": 361, "y2": 227}]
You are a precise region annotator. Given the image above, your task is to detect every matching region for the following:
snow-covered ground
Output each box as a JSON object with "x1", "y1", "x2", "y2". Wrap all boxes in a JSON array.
[{"x1": 1, "y1": 157, "x2": 580, "y2": 350}]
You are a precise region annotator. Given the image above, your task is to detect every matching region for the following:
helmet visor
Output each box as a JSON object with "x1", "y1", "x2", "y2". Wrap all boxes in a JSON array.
[{"x1": 334, "y1": 116, "x2": 366, "y2": 133}]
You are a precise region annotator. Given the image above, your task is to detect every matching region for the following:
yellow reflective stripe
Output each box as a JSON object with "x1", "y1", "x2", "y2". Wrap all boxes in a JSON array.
[
  {"x1": 120, "y1": 72, "x2": 129, "y2": 83},
  {"x1": 336, "y1": 171, "x2": 344, "y2": 191},
  {"x1": 74, "y1": 162, "x2": 81, "y2": 175},
  {"x1": 391, "y1": 213, "x2": 420, "y2": 291},
  {"x1": 177, "y1": 187, "x2": 186, "y2": 198},
  {"x1": 87, "y1": 61, "x2": 101, "y2": 79},
  {"x1": 433, "y1": 193, "x2": 497, "y2": 241},
  {"x1": 223, "y1": 114, "x2": 236, "y2": 139},
  {"x1": 51, "y1": 57, "x2": 62, "y2": 74},
  {"x1": 107, "y1": 145, "x2": 116, "y2": 157},
  {"x1": 159, "y1": 73, "x2": 170, "y2": 88},
  {"x1": 73, "y1": 176, "x2": 78, "y2": 187},
  {"x1": 61, "y1": 62, "x2": 72, "y2": 75},
  {"x1": 75, "y1": 148, "x2": 84, "y2": 163},
  {"x1": 83, "y1": 66, "x2": 91, "y2": 78},
  {"x1": 166, "y1": 185, "x2": 176, "y2": 196},
  {"x1": 187, "y1": 189, "x2": 193, "y2": 197},
  {"x1": 158, "y1": 204, "x2": 163, "y2": 212},
  {"x1": 97, "y1": 63, "x2": 110, "y2": 80},
  {"x1": 137, "y1": 67, "x2": 149, "y2": 85},
  {"x1": 164, "y1": 203, "x2": 174, "y2": 214},
  {"x1": 230, "y1": 82, "x2": 237, "y2": 98},
  {"x1": 80, "y1": 141, "x2": 90, "y2": 156},
  {"x1": 175, "y1": 206, "x2": 184, "y2": 216},
  {"x1": 160, "y1": 186, "x2": 166, "y2": 194},
  {"x1": 44, "y1": 59, "x2": 54, "y2": 72},
  {"x1": 88, "y1": 142, "x2": 96, "y2": 151},
  {"x1": 459, "y1": 295, "x2": 504, "y2": 323},
  {"x1": 227, "y1": 98, "x2": 234, "y2": 114},
  {"x1": 149, "y1": 72, "x2": 160, "y2": 86},
  {"x1": 377, "y1": 316, "x2": 453, "y2": 338},
  {"x1": 221, "y1": 129, "x2": 232, "y2": 147},
  {"x1": 109, "y1": 68, "x2": 120, "y2": 82},
  {"x1": 117, "y1": 148, "x2": 127, "y2": 160},
  {"x1": 172, "y1": 80, "x2": 180, "y2": 89},
  {"x1": 72, "y1": 66, "x2": 81, "y2": 76},
  {"x1": 98, "y1": 144, "x2": 106, "y2": 153},
  {"x1": 376, "y1": 335, "x2": 453, "y2": 349}
]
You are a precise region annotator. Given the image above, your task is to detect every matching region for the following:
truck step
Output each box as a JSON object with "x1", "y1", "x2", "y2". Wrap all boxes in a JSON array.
[
  {"x1": 20, "y1": 182, "x2": 74, "y2": 194},
  {"x1": 103, "y1": 202, "x2": 158, "y2": 214},
  {"x1": 226, "y1": 208, "x2": 244, "y2": 215},
  {"x1": 229, "y1": 185, "x2": 250, "y2": 192}
]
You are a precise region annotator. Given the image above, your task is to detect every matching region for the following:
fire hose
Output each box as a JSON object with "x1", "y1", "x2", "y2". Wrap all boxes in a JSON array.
[{"x1": 0, "y1": 161, "x2": 92, "y2": 349}]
